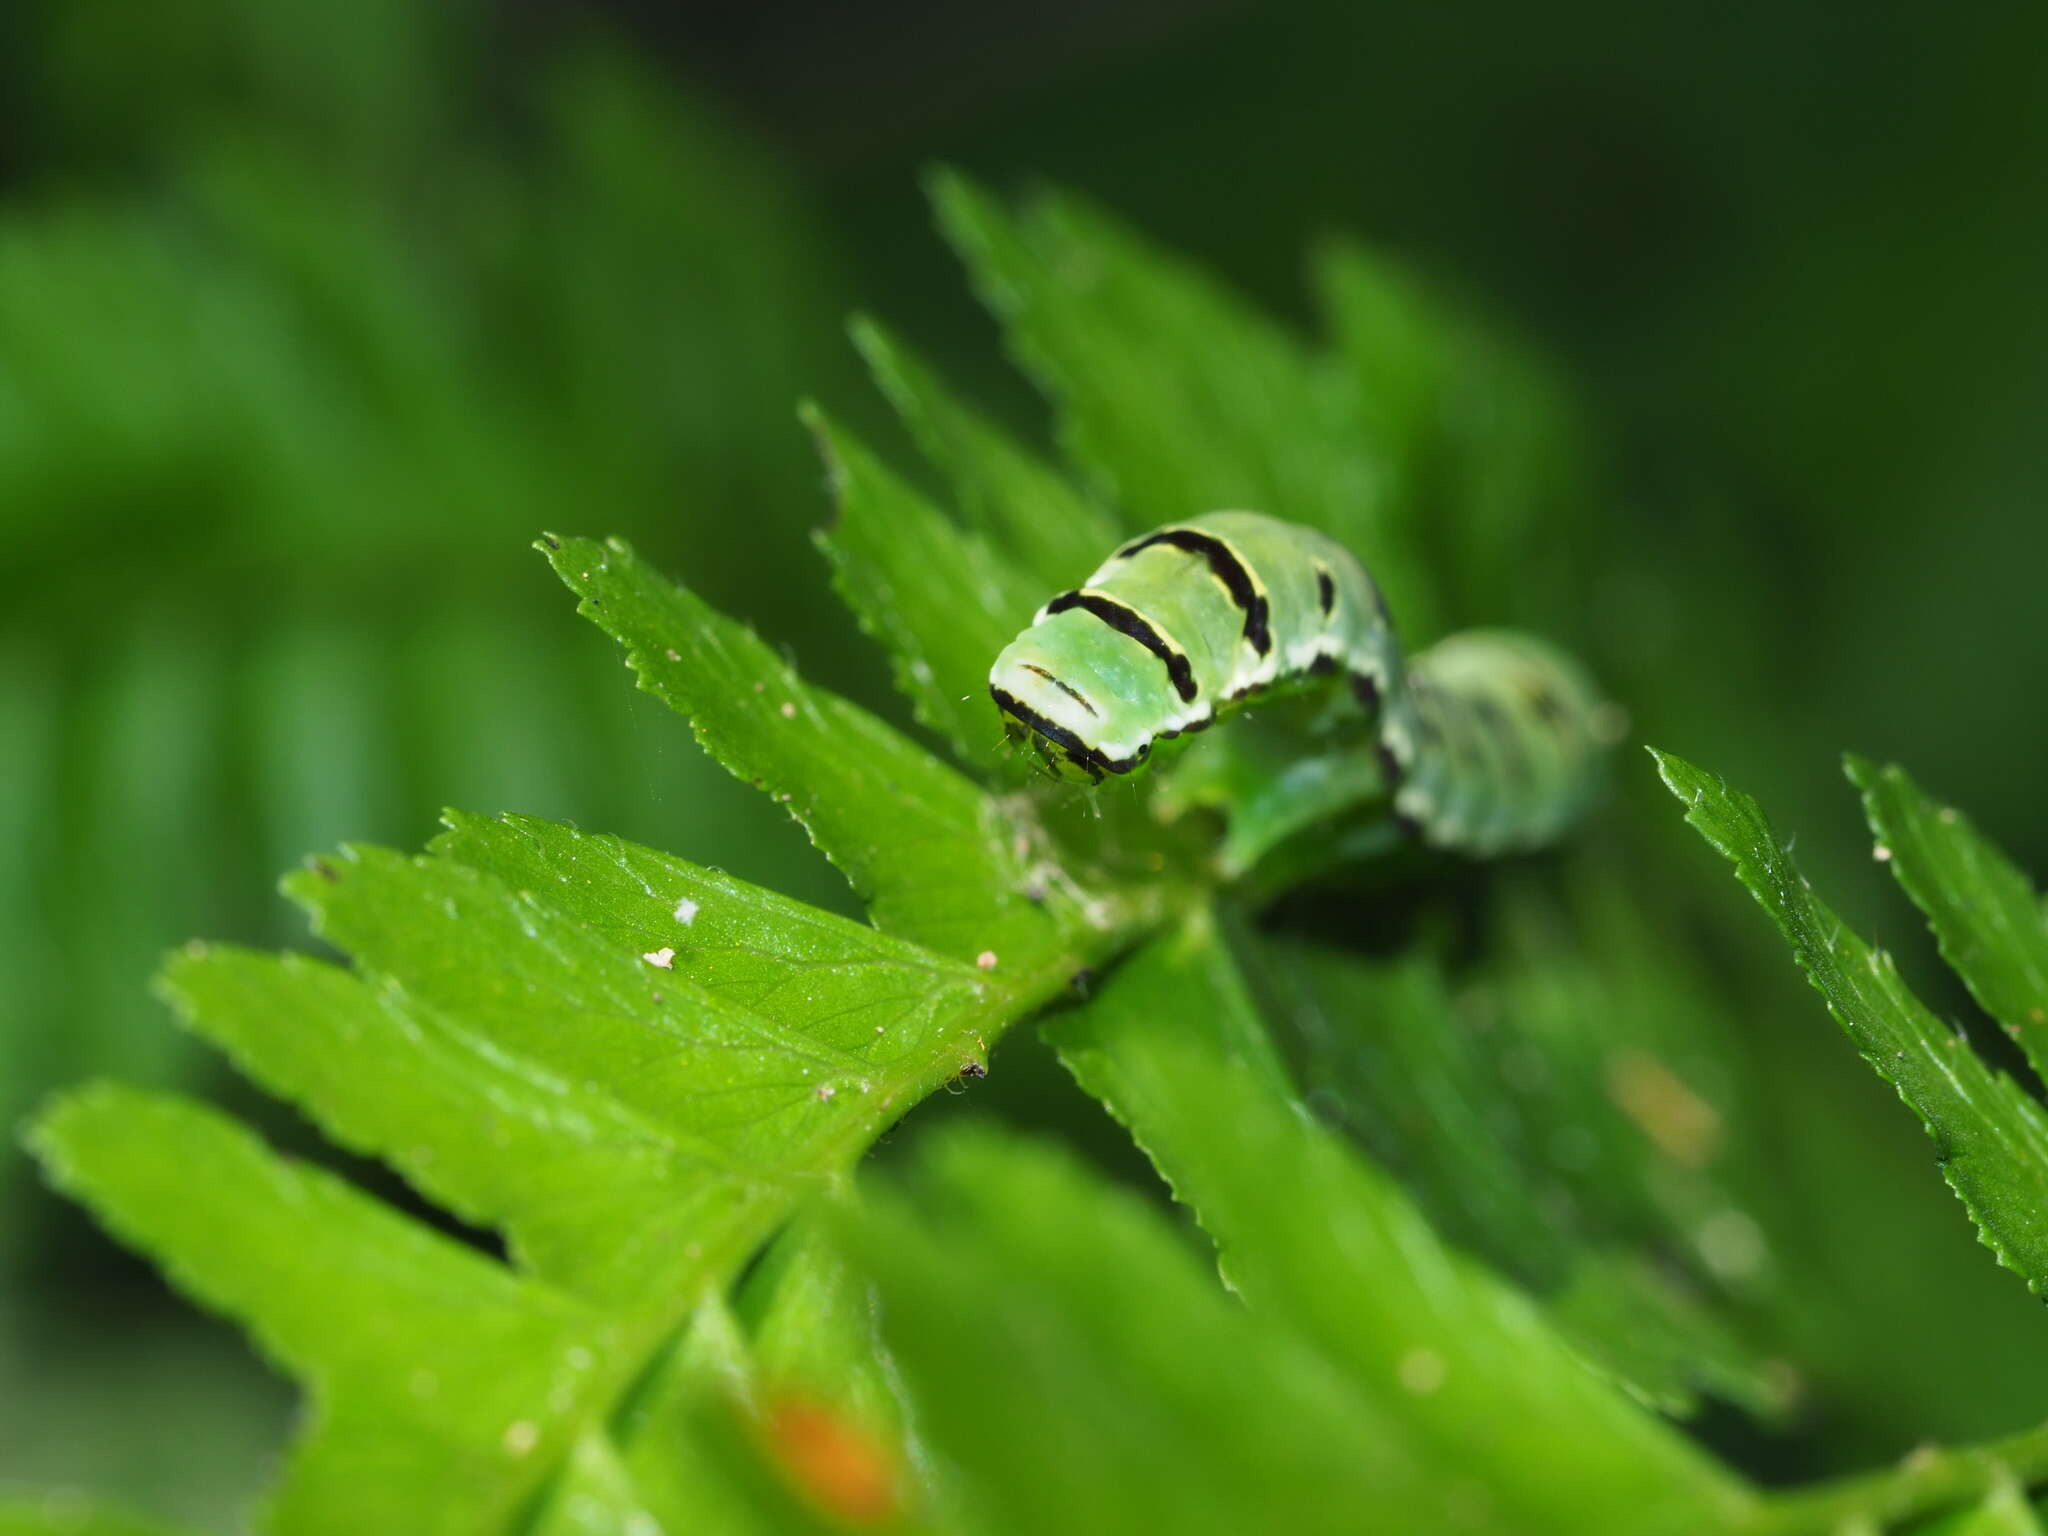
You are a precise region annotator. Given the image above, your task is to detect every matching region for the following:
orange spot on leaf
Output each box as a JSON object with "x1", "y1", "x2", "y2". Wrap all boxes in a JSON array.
[{"x1": 763, "y1": 1395, "x2": 900, "y2": 1527}]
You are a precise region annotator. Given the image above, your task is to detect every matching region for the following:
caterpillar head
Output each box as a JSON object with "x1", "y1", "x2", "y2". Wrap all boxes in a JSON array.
[{"x1": 989, "y1": 616, "x2": 1167, "y2": 785}]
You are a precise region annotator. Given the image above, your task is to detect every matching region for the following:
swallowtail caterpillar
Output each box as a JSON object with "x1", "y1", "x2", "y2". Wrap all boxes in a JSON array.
[{"x1": 989, "y1": 512, "x2": 1615, "y2": 869}]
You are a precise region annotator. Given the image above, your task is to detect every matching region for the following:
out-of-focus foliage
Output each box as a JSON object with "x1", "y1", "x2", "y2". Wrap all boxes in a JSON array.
[{"x1": 0, "y1": 0, "x2": 862, "y2": 1266}]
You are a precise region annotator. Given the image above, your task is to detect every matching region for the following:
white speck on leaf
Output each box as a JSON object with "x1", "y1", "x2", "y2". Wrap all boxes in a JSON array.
[
  {"x1": 976, "y1": 951, "x2": 999, "y2": 972},
  {"x1": 817, "y1": 1084, "x2": 837, "y2": 1101},
  {"x1": 642, "y1": 947, "x2": 676, "y2": 970},
  {"x1": 674, "y1": 897, "x2": 699, "y2": 926},
  {"x1": 664, "y1": 647, "x2": 680, "y2": 662},
  {"x1": 780, "y1": 701, "x2": 798, "y2": 719},
  {"x1": 1874, "y1": 844, "x2": 1892, "y2": 862}
]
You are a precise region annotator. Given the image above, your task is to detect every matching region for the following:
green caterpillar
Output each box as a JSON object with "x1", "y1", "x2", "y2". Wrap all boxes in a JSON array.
[{"x1": 988, "y1": 511, "x2": 1614, "y2": 860}]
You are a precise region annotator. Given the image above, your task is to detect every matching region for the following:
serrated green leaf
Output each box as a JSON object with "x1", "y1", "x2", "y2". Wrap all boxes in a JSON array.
[
  {"x1": 808, "y1": 354, "x2": 1206, "y2": 885},
  {"x1": 1455, "y1": 887, "x2": 1785, "y2": 1411},
  {"x1": 1048, "y1": 912, "x2": 1749, "y2": 1534},
  {"x1": 30, "y1": 1087, "x2": 609, "y2": 1536},
  {"x1": 169, "y1": 807, "x2": 1121, "y2": 1303},
  {"x1": 804, "y1": 402, "x2": 1045, "y2": 767},
  {"x1": 542, "y1": 532, "x2": 1073, "y2": 966},
  {"x1": 1850, "y1": 757, "x2": 2048, "y2": 1089},
  {"x1": 1654, "y1": 748, "x2": 2048, "y2": 1295},
  {"x1": 426, "y1": 809, "x2": 1007, "y2": 1042},
  {"x1": 841, "y1": 1125, "x2": 1462, "y2": 1535},
  {"x1": 1262, "y1": 938, "x2": 1563, "y2": 1263},
  {"x1": 29, "y1": 1078, "x2": 879, "y2": 1536},
  {"x1": 931, "y1": 170, "x2": 1440, "y2": 640},
  {"x1": 281, "y1": 840, "x2": 996, "y2": 1160},
  {"x1": 1248, "y1": 915, "x2": 1784, "y2": 1418},
  {"x1": 160, "y1": 942, "x2": 734, "y2": 1309},
  {"x1": 116, "y1": 783, "x2": 1153, "y2": 1531},
  {"x1": 847, "y1": 316, "x2": 1118, "y2": 593}
]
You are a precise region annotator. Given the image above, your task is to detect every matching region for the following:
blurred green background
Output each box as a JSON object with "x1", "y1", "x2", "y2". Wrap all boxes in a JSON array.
[{"x1": 5, "y1": 0, "x2": 2047, "y2": 1525}]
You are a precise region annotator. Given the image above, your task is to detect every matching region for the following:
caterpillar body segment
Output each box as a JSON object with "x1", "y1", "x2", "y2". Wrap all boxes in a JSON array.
[
  {"x1": 1397, "y1": 632, "x2": 1609, "y2": 853},
  {"x1": 989, "y1": 511, "x2": 1611, "y2": 860}
]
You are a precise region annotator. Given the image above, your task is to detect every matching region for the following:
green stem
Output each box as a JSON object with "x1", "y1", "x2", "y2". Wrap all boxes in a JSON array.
[{"x1": 1743, "y1": 1420, "x2": 2048, "y2": 1534}]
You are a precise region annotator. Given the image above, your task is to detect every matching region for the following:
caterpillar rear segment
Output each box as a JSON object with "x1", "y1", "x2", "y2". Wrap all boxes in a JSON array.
[{"x1": 989, "y1": 511, "x2": 1613, "y2": 860}]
